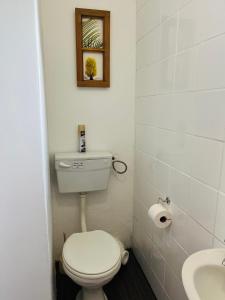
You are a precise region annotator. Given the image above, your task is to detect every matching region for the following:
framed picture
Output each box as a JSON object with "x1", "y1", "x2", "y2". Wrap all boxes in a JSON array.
[{"x1": 75, "y1": 8, "x2": 110, "y2": 88}]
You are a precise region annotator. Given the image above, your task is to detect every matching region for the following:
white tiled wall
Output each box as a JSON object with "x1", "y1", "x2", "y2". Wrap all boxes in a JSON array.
[{"x1": 134, "y1": 1, "x2": 225, "y2": 299}]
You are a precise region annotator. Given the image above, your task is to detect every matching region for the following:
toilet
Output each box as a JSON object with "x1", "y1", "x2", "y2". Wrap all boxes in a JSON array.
[
  {"x1": 63, "y1": 230, "x2": 121, "y2": 300},
  {"x1": 55, "y1": 152, "x2": 128, "y2": 300}
]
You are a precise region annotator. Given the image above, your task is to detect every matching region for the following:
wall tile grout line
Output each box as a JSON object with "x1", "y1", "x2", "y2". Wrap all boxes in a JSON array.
[
  {"x1": 135, "y1": 122, "x2": 225, "y2": 143},
  {"x1": 135, "y1": 146, "x2": 224, "y2": 194}
]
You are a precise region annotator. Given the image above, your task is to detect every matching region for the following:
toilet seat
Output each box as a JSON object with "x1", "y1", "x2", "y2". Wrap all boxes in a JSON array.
[{"x1": 62, "y1": 230, "x2": 121, "y2": 277}]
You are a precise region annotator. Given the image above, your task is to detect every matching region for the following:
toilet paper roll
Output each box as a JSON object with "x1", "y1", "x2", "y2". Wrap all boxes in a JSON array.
[{"x1": 148, "y1": 204, "x2": 172, "y2": 229}]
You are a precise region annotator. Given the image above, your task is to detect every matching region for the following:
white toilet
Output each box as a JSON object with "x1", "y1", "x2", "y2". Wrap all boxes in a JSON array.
[{"x1": 55, "y1": 152, "x2": 128, "y2": 300}]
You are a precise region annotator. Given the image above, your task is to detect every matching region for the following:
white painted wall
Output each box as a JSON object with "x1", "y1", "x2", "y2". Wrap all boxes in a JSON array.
[
  {"x1": 134, "y1": 1, "x2": 225, "y2": 299},
  {"x1": 0, "y1": 1, "x2": 53, "y2": 299},
  {"x1": 40, "y1": 0, "x2": 136, "y2": 259}
]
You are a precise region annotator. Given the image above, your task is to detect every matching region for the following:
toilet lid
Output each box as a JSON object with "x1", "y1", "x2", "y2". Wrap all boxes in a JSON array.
[{"x1": 63, "y1": 230, "x2": 121, "y2": 275}]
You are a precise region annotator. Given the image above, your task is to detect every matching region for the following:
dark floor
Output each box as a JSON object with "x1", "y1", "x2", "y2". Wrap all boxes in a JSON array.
[{"x1": 56, "y1": 249, "x2": 157, "y2": 300}]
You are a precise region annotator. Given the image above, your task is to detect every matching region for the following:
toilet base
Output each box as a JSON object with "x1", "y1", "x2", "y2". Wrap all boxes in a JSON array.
[{"x1": 76, "y1": 288, "x2": 108, "y2": 300}]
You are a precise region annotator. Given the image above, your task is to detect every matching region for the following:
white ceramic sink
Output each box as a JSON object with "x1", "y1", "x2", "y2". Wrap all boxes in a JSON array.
[{"x1": 182, "y1": 249, "x2": 225, "y2": 300}]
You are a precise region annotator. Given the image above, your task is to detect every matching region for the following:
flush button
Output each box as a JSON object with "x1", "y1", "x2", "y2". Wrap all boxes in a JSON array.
[
  {"x1": 73, "y1": 161, "x2": 84, "y2": 168},
  {"x1": 78, "y1": 162, "x2": 84, "y2": 168}
]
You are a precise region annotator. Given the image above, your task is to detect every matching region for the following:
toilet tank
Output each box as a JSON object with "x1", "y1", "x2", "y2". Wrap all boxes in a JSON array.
[{"x1": 55, "y1": 152, "x2": 112, "y2": 193}]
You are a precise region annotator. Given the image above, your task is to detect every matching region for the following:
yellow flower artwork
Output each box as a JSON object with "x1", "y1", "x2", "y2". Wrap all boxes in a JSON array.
[{"x1": 85, "y1": 57, "x2": 97, "y2": 80}]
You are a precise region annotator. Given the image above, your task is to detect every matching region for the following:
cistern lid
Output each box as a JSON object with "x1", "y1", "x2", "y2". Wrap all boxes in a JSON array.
[{"x1": 63, "y1": 230, "x2": 121, "y2": 275}]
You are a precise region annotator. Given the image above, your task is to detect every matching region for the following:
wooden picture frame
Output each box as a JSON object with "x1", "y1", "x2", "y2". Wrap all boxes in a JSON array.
[{"x1": 75, "y1": 8, "x2": 110, "y2": 88}]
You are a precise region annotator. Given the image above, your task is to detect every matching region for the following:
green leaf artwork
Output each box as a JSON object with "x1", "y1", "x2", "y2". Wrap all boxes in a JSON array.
[{"x1": 82, "y1": 18, "x2": 103, "y2": 49}]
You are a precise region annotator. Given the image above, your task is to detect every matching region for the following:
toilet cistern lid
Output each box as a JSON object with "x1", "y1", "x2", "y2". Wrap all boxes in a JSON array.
[{"x1": 63, "y1": 230, "x2": 121, "y2": 275}]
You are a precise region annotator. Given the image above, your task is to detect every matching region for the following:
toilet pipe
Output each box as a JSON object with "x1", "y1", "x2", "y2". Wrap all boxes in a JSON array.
[
  {"x1": 80, "y1": 192, "x2": 87, "y2": 232},
  {"x1": 115, "y1": 238, "x2": 129, "y2": 265}
]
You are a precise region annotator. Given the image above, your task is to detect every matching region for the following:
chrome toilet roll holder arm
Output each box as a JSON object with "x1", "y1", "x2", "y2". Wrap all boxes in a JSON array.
[
  {"x1": 158, "y1": 197, "x2": 172, "y2": 223},
  {"x1": 158, "y1": 196, "x2": 171, "y2": 205}
]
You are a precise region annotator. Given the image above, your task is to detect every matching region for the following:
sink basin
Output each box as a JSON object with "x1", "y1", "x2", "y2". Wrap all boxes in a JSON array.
[{"x1": 182, "y1": 249, "x2": 225, "y2": 300}]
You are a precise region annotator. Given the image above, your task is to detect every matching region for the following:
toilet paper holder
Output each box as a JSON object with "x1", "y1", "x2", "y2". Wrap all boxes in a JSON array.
[{"x1": 158, "y1": 196, "x2": 171, "y2": 205}]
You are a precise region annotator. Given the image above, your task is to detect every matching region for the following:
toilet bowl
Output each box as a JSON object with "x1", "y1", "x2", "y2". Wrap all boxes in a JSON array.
[{"x1": 62, "y1": 230, "x2": 122, "y2": 300}]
